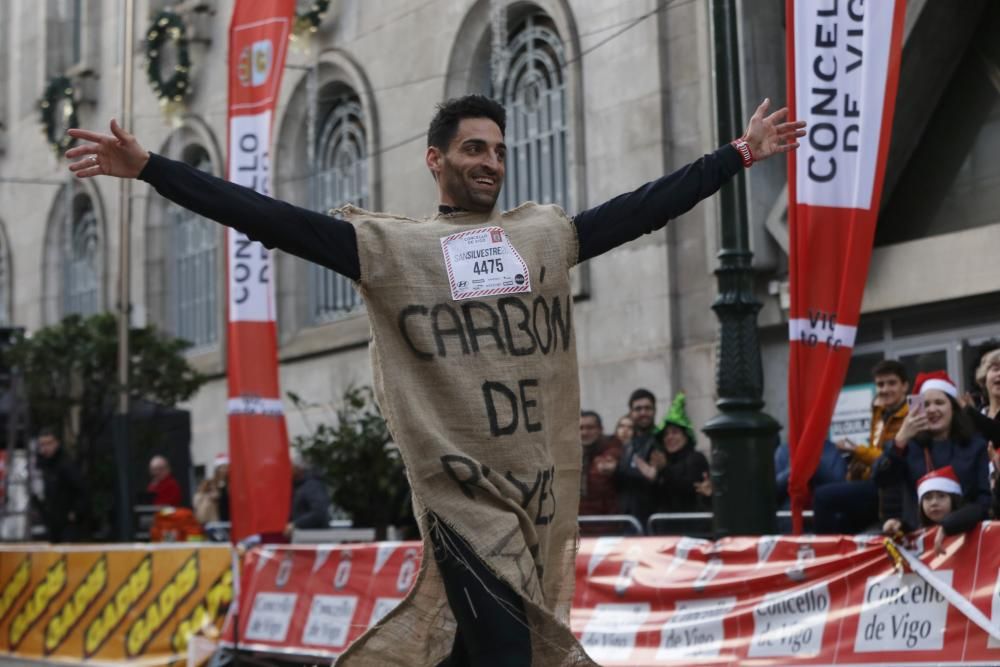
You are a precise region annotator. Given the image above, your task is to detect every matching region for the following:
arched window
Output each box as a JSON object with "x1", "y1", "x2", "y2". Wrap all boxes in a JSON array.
[
  {"x1": 309, "y1": 92, "x2": 366, "y2": 324},
  {"x1": 499, "y1": 12, "x2": 568, "y2": 211},
  {"x1": 63, "y1": 196, "x2": 101, "y2": 317},
  {"x1": 167, "y1": 146, "x2": 218, "y2": 347}
]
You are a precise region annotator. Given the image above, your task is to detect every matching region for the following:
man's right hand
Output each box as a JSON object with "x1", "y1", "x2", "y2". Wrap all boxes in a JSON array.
[{"x1": 65, "y1": 119, "x2": 150, "y2": 180}]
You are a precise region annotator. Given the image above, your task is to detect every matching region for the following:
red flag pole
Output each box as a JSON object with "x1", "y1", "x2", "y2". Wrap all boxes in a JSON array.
[
  {"x1": 225, "y1": 0, "x2": 297, "y2": 541},
  {"x1": 785, "y1": 0, "x2": 907, "y2": 533}
]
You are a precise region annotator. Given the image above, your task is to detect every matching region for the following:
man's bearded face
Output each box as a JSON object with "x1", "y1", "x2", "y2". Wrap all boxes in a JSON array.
[{"x1": 433, "y1": 117, "x2": 506, "y2": 212}]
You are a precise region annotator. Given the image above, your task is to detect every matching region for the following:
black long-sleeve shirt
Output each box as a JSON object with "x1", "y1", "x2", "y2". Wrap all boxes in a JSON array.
[{"x1": 138, "y1": 145, "x2": 742, "y2": 281}]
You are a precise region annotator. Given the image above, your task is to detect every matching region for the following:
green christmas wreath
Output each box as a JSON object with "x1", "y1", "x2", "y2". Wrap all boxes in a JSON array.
[
  {"x1": 294, "y1": 0, "x2": 331, "y2": 36},
  {"x1": 145, "y1": 9, "x2": 191, "y2": 105},
  {"x1": 38, "y1": 75, "x2": 78, "y2": 153}
]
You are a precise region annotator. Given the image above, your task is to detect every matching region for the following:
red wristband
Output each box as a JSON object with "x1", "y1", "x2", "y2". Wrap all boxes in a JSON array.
[{"x1": 731, "y1": 138, "x2": 753, "y2": 168}]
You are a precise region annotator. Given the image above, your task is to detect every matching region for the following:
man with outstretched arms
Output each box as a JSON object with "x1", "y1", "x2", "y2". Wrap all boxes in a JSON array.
[{"x1": 67, "y1": 95, "x2": 803, "y2": 666}]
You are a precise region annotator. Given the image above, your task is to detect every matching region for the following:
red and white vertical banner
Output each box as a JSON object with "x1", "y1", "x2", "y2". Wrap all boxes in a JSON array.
[
  {"x1": 226, "y1": 0, "x2": 295, "y2": 542},
  {"x1": 785, "y1": 0, "x2": 906, "y2": 533}
]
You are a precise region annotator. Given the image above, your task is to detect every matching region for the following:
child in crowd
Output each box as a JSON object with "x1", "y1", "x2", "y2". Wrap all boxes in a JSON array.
[{"x1": 884, "y1": 466, "x2": 980, "y2": 554}]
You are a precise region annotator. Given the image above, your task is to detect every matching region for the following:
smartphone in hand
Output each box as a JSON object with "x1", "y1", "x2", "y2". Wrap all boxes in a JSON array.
[{"x1": 907, "y1": 394, "x2": 924, "y2": 415}]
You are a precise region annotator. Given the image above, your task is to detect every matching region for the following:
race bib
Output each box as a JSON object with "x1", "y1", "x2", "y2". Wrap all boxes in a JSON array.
[{"x1": 440, "y1": 226, "x2": 531, "y2": 301}]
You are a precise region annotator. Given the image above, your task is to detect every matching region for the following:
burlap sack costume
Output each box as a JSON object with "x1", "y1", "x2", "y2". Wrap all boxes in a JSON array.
[{"x1": 334, "y1": 204, "x2": 596, "y2": 666}]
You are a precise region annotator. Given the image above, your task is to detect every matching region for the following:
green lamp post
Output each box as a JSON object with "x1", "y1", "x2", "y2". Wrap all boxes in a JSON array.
[{"x1": 703, "y1": 0, "x2": 781, "y2": 537}]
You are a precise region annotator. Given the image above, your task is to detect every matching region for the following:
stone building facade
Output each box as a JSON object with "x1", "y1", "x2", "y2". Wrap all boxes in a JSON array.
[{"x1": 0, "y1": 0, "x2": 998, "y2": 475}]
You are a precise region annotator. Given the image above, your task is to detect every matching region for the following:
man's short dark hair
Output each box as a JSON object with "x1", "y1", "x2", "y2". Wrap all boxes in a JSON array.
[
  {"x1": 581, "y1": 410, "x2": 602, "y2": 428},
  {"x1": 872, "y1": 359, "x2": 908, "y2": 383},
  {"x1": 427, "y1": 95, "x2": 506, "y2": 150},
  {"x1": 37, "y1": 426, "x2": 58, "y2": 440},
  {"x1": 628, "y1": 389, "x2": 656, "y2": 408}
]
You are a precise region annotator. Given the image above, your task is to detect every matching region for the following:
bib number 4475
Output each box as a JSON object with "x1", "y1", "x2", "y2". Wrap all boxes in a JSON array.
[{"x1": 473, "y1": 259, "x2": 504, "y2": 275}]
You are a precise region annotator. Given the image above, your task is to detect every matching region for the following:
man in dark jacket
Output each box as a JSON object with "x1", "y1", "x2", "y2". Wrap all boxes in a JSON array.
[
  {"x1": 284, "y1": 450, "x2": 331, "y2": 536},
  {"x1": 615, "y1": 389, "x2": 663, "y2": 523},
  {"x1": 34, "y1": 428, "x2": 88, "y2": 542}
]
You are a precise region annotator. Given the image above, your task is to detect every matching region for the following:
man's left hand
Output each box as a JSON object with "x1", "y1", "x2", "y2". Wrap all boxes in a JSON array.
[{"x1": 741, "y1": 98, "x2": 806, "y2": 162}]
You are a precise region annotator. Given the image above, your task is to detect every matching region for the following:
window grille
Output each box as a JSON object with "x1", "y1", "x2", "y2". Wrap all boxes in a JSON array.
[
  {"x1": 63, "y1": 201, "x2": 100, "y2": 317},
  {"x1": 168, "y1": 149, "x2": 218, "y2": 347},
  {"x1": 309, "y1": 96, "x2": 367, "y2": 324},
  {"x1": 499, "y1": 14, "x2": 568, "y2": 211}
]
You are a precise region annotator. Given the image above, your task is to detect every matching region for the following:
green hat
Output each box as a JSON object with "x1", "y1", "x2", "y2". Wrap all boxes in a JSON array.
[{"x1": 656, "y1": 392, "x2": 696, "y2": 444}]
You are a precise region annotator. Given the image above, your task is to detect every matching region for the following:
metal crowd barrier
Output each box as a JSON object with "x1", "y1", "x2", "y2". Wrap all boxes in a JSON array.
[
  {"x1": 198, "y1": 511, "x2": 815, "y2": 545},
  {"x1": 293, "y1": 526, "x2": 377, "y2": 544},
  {"x1": 776, "y1": 509, "x2": 816, "y2": 533},
  {"x1": 577, "y1": 514, "x2": 645, "y2": 537},
  {"x1": 646, "y1": 512, "x2": 713, "y2": 538},
  {"x1": 200, "y1": 520, "x2": 375, "y2": 544},
  {"x1": 203, "y1": 521, "x2": 231, "y2": 542},
  {"x1": 646, "y1": 509, "x2": 815, "y2": 537},
  {"x1": 132, "y1": 504, "x2": 167, "y2": 540}
]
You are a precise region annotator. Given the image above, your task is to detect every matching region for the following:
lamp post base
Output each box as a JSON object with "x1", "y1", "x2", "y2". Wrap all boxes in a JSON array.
[{"x1": 704, "y1": 409, "x2": 780, "y2": 537}]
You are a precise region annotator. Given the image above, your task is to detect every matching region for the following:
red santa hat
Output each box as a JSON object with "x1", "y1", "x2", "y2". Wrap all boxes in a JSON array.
[
  {"x1": 917, "y1": 466, "x2": 962, "y2": 499},
  {"x1": 211, "y1": 452, "x2": 229, "y2": 473},
  {"x1": 912, "y1": 370, "x2": 958, "y2": 399}
]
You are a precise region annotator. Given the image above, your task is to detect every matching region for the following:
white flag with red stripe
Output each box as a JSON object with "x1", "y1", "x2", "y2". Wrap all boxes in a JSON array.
[{"x1": 785, "y1": 0, "x2": 906, "y2": 533}]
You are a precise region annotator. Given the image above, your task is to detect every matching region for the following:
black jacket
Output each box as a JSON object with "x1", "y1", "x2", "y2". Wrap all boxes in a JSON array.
[
  {"x1": 614, "y1": 433, "x2": 663, "y2": 523},
  {"x1": 290, "y1": 473, "x2": 331, "y2": 529},
  {"x1": 35, "y1": 447, "x2": 88, "y2": 542},
  {"x1": 873, "y1": 433, "x2": 990, "y2": 532},
  {"x1": 656, "y1": 443, "x2": 710, "y2": 514},
  {"x1": 967, "y1": 407, "x2": 1000, "y2": 519}
]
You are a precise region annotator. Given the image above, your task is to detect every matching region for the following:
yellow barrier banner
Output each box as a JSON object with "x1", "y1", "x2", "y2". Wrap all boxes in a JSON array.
[{"x1": 0, "y1": 544, "x2": 231, "y2": 664}]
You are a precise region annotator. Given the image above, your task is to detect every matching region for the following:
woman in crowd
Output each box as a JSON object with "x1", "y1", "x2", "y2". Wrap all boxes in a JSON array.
[
  {"x1": 874, "y1": 371, "x2": 990, "y2": 532},
  {"x1": 884, "y1": 466, "x2": 979, "y2": 555},
  {"x1": 614, "y1": 415, "x2": 634, "y2": 446},
  {"x1": 652, "y1": 393, "x2": 711, "y2": 513},
  {"x1": 962, "y1": 348, "x2": 1000, "y2": 517},
  {"x1": 194, "y1": 453, "x2": 230, "y2": 525},
  {"x1": 964, "y1": 348, "x2": 1000, "y2": 444}
]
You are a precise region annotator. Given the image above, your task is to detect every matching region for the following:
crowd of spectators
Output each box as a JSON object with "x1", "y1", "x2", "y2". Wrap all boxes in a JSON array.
[
  {"x1": 579, "y1": 388, "x2": 711, "y2": 528},
  {"x1": 30, "y1": 345, "x2": 1000, "y2": 543},
  {"x1": 30, "y1": 434, "x2": 327, "y2": 543},
  {"x1": 804, "y1": 348, "x2": 1000, "y2": 545},
  {"x1": 581, "y1": 346, "x2": 1000, "y2": 543}
]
